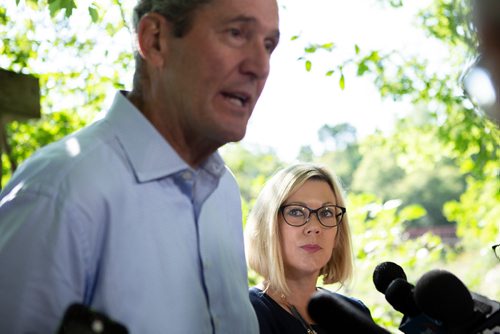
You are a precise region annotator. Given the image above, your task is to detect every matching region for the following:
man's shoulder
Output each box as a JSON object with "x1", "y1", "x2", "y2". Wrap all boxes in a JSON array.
[
  {"x1": 3, "y1": 120, "x2": 124, "y2": 198},
  {"x1": 217, "y1": 164, "x2": 240, "y2": 193}
]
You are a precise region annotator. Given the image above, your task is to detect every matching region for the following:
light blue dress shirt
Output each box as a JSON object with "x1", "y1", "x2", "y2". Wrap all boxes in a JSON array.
[{"x1": 0, "y1": 92, "x2": 258, "y2": 334}]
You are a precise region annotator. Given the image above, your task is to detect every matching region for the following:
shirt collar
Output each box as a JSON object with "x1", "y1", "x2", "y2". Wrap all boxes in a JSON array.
[{"x1": 105, "y1": 91, "x2": 225, "y2": 182}]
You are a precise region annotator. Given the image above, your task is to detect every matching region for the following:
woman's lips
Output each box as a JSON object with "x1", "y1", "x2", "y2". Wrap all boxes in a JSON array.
[{"x1": 301, "y1": 244, "x2": 321, "y2": 253}]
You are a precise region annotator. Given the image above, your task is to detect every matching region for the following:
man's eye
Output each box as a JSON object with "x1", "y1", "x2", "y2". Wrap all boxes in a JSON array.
[
  {"x1": 229, "y1": 28, "x2": 243, "y2": 37},
  {"x1": 264, "y1": 40, "x2": 276, "y2": 53}
]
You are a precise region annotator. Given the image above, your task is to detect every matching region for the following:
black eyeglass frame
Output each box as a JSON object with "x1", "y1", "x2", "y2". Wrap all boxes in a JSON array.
[
  {"x1": 279, "y1": 204, "x2": 346, "y2": 228},
  {"x1": 493, "y1": 244, "x2": 500, "y2": 260}
]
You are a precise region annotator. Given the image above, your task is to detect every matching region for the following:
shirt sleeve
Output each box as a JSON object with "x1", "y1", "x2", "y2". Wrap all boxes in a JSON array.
[{"x1": 0, "y1": 187, "x2": 91, "y2": 334}]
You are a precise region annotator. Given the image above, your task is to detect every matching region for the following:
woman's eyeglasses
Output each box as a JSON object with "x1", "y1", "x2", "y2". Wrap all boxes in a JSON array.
[
  {"x1": 280, "y1": 204, "x2": 346, "y2": 228},
  {"x1": 493, "y1": 244, "x2": 500, "y2": 261}
]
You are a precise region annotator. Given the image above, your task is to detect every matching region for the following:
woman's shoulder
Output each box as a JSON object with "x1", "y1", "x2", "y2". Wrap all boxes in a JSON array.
[
  {"x1": 317, "y1": 287, "x2": 372, "y2": 317},
  {"x1": 249, "y1": 287, "x2": 266, "y2": 302},
  {"x1": 249, "y1": 286, "x2": 264, "y2": 296},
  {"x1": 249, "y1": 287, "x2": 272, "y2": 310},
  {"x1": 249, "y1": 286, "x2": 313, "y2": 334}
]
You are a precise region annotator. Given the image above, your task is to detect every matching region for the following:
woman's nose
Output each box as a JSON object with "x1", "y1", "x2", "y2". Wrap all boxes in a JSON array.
[{"x1": 304, "y1": 214, "x2": 321, "y2": 234}]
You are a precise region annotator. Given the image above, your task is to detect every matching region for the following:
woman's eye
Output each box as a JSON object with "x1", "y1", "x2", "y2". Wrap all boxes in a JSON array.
[
  {"x1": 288, "y1": 209, "x2": 304, "y2": 217},
  {"x1": 320, "y1": 209, "x2": 333, "y2": 218}
]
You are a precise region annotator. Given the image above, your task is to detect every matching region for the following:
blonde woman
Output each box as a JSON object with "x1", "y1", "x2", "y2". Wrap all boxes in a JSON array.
[{"x1": 245, "y1": 163, "x2": 372, "y2": 334}]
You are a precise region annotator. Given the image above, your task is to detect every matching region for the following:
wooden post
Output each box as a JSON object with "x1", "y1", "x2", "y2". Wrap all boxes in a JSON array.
[{"x1": 0, "y1": 68, "x2": 41, "y2": 189}]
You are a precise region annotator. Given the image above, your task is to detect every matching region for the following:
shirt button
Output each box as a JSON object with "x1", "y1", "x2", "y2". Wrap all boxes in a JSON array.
[{"x1": 182, "y1": 171, "x2": 192, "y2": 180}]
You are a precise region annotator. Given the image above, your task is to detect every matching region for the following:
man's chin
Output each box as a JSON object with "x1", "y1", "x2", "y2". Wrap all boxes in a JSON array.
[{"x1": 226, "y1": 131, "x2": 247, "y2": 144}]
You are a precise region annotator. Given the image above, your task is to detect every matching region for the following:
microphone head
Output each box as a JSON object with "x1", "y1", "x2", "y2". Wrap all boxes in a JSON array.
[
  {"x1": 57, "y1": 303, "x2": 129, "y2": 334},
  {"x1": 414, "y1": 269, "x2": 475, "y2": 326},
  {"x1": 385, "y1": 278, "x2": 420, "y2": 317},
  {"x1": 373, "y1": 261, "x2": 407, "y2": 294},
  {"x1": 308, "y1": 291, "x2": 389, "y2": 334}
]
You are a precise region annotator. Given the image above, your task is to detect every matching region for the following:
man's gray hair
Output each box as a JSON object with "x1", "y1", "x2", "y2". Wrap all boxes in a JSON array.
[{"x1": 132, "y1": 0, "x2": 212, "y2": 37}]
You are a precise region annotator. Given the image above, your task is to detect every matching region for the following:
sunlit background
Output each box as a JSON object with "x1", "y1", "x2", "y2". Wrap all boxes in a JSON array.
[
  {"x1": 1, "y1": 0, "x2": 499, "y2": 332},
  {"x1": 244, "y1": 0, "x2": 448, "y2": 161}
]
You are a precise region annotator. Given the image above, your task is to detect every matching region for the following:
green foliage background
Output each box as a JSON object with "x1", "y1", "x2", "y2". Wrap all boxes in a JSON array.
[{"x1": 1, "y1": 0, "x2": 499, "y2": 332}]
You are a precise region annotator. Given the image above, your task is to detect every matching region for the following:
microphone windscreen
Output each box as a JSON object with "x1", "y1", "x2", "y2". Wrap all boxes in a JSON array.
[
  {"x1": 308, "y1": 291, "x2": 390, "y2": 334},
  {"x1": 385, "y1": 278, "x2": 420, "y2": 317},
  {"x1": 373, "y1": 261, "x2": 407, "y2": 294},
  {"x1": 57, "y1": 303, "x2": 129, "y2": 334},
  {"x1": 414, "y1": 269, "x2": 475, "y2": 326}
]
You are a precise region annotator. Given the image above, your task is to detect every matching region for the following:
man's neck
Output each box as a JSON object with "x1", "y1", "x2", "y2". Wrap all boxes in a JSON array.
[{"x1": 127, "y1": 90, "x2": 219, "y2": 168}]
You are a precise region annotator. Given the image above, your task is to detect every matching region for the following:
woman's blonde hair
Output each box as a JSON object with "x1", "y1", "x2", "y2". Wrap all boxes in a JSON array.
[{"x1": 244, "y1": 163, "x2": 353, "y2": 295}]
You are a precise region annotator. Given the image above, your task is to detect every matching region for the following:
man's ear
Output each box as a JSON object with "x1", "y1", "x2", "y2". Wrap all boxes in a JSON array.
[{"x1": 136, "y1": 12, "x2": 171, "y2": 68}]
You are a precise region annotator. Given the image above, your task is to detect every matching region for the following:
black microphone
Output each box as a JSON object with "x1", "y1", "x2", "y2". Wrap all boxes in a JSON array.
[
  {"x1": 385, "y1": 278, "x2": 420, "y2": 317},
  {"x1": 373, "y1": 261, "x2": 407, "y2": 294},
  {"x1": 414, "y1": 269, "x2": 500, "y2": 334},
  {"x1": 56, "y1": 303, "x2": 128, "y2": 334},
  {"x1": 307, "y1": 291, "x2": 390, "y2": 334},
  {"x1": 373, "y1": 261, "x2": 445, "y2": 334}
]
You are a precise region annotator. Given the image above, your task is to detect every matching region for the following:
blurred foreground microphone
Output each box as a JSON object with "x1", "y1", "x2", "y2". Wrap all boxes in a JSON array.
[
  {"x1": 373, "y1": 262, "x2": 445, "y2": 334},
  {"x1": 308, "y1": 291, "x2": 390, "y2": 334},
  {"x1": 57, "y1": 303, "x2": 128, "y2": 334},
  {"x1": 414, "y1": 269, "x2": 500, "y2": 334}
]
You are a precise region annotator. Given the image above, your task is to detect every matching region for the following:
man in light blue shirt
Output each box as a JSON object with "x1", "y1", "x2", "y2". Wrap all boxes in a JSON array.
[{"x1": 0, "y1": 0, "x2": 280, "y2": 332}]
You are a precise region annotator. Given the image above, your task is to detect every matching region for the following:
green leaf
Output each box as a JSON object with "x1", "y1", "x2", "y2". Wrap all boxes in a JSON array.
[
  {"x1": 305, "y1": 60, "x2": 312, "y2": 72},
  {"x1": 355, "y1": 44, "x2": 360, "y2": 54},
  {"x1": 48, "y1": 0, "x2": 61, "y2": 17},
  {"x1": 88, "y1": 3, "x2": 99, "y2": 23},
  {"x1": 326, "y1": 70, "x2": 334, "y2": 76},
  {"x1": 320, "y1": 42, "x2": 334, "y2": 51},
  {"x1": 63, "y1": 0, "x2": 77, "y2": 17},
  {"x1": 48, "y1": 0, "x2": 77, "y2": 18},
  {"x1": 0, "y1": 7, "x2": 7, "y2": 25},
  {"x1": 304, "y1": 45, "x2": 317, "y2": 53},
  {"x1": 367, "y1": 50, "x2": 381, "y2": 62},
  {"x1": 339, "y1": 74, "x2": 345, "y2": 90},
  {"x1": 399, "y1": 204, "x2": 427, "y2": 221},
  {"x1": 357, "y1": 62, "x2": 370, "y2": 76}
]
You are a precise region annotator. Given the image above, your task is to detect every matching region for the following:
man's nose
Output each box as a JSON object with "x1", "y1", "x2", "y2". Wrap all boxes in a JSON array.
[{"x1": 240, "y1": 41, "x2": 271, "y2": 80}]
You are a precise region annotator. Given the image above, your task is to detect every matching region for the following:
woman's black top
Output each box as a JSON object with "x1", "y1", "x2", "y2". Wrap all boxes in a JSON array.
[{"x1": 249, "y1": 287, "x2": 373, "y2": 334}]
